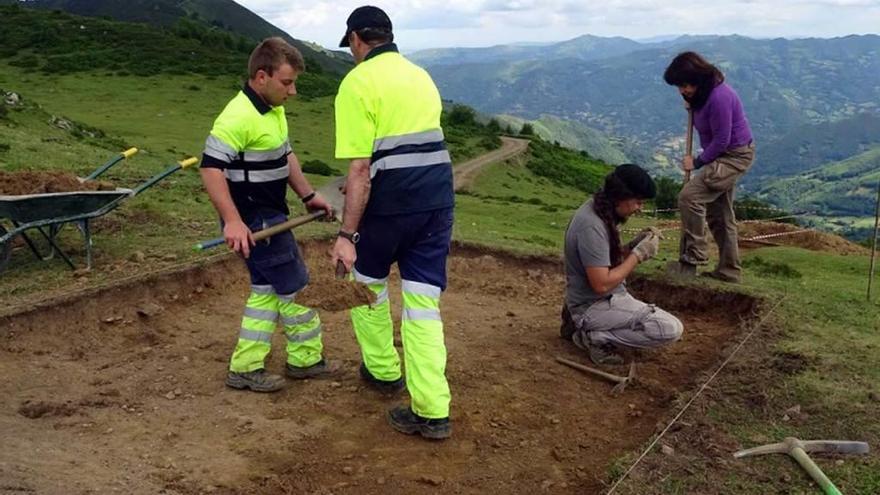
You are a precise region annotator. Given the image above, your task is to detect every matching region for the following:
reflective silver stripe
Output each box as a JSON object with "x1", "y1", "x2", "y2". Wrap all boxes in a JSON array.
[
  {"x1": 374, "y1": 287, "x2": 389, "y2": 305},
  {"x1": 282, "y1": 310, "x2": 316, "y2": 327},
  {"x1": 225, "y1": 165, "x2": 289, "y2": 183},
  {"x1": 242, "y1": 141, "x2": 291, "y2": 162},
  {"x1": 401, "y1": 280, "x2": 442, "y2": 299},
  {"x1": 251, "y1": 285, "x2": 274, "y2": 295},
  {"x1": 402, "y1": 308, "x2": 441, "y2": 321},
  {"x1": 286, "y1": 324, "x2": 322, "y2": 343},
  {"x1": 243, "y1": 308, "x2": 278, "y2": 322},
  {"x1": 204, "y1": 135, "x2": 238, "y2": 163},
  {"x1": 371, "y1": 150, "x2": 451, "y2": 178},
  {"x1": 277, "y1": 292, "x2": 297, "y2": 303},
  {"x1": 353, "y1": 268, "x2": 388, "y2": 286},
  {"x1": 372, "y1": 130, "x2": 445, "y2": 152},
  {"x1": 238, "y1": 329, "x2": 273, "y2": 343}
]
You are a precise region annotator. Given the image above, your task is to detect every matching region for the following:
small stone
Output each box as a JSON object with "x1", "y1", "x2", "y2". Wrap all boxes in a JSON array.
[
  {"x1": 330, "y1": 381, "x2": 342, "y2": 388},
  {"x1": 105, "y1": 428, "x2": 114, "y2": 434},
  {"x1": 342, "y1": 466, "x2": 354, "y2": 475},
  {"x1": 506, "y1": 311, "x2": 516, "y2": 317},
  {"x1": 165, "y1": 391, "x2": 176, "y2": 400},
  {"x1": 661, "y1": 444, "x2": 675, "y2": 456},
  {"x1": 129, "y1": 251, "x2": 146, "y2": 263},
  {"x1": 550, "y1": 418, "x2": 560, "y2": 425},
  {"x1": 173, "y1": 388, "x2": 183, "y2": 396},
  {"x1": 541, "y1": 480, "x2": 554, "y2": 491},
  {"x1": 835, "y1": 459, "x2": 845, "y2": 466},
  {"x1": 376, "y1": 477, "x2": 385, "y2": 485},
  {"x1": 868, "y1": 392, "x2": 880, "y2": 402},
  {"x1": 785, "y1": 405, "x2": 801, "y2": 416},
  {"x1": 418, "y1": 475, "x2": 443, "y2": 486},
  {"x1": 137, "y1": 302, "x2": 165, "y2": 318},
  {"x1": 162, "y1": 254, "x2": 178, "y2": 262}
]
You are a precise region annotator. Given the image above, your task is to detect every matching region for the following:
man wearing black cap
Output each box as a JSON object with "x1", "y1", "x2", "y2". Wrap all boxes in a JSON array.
[
  {"x1": 331, "y1": 6, "x2": 454, "y2": 440},
  {"x1": 561, "y1": 164, "x2": 683, "y2": 365}
]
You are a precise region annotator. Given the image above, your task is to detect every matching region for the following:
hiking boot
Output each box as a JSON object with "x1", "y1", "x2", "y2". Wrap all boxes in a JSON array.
[
  {"x1": 700, "y1": 270, "x2": 740, "y2": 284},
  {"x1": 225, "y1": 369, "x2": 285, "y2": 392},
  {"x1": 666, "y1": 260, "x2": 697, "y2": 279},
  {"x1": 286, "y1": 358, "x2": 335, "y2": 379},
  {"x1": 560, "y1": 304, "x2": 576, "y2": 340},
  {"x1": 387, "y1": 405, "x2": 451, "y2": 440},
  {"x1": 588, "y1": 343, "x2": 624, "y2": 366},
  {"x1": 359, "y1": 362, "x2": 406, "y2": 394}
]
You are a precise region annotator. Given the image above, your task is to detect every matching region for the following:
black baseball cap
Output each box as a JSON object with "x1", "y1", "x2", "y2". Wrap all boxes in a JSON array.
[{"x1": 339, "y1": 6, "x2": 393, "y2": 48}]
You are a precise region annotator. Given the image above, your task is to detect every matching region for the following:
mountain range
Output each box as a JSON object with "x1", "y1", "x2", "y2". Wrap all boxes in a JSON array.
[{"x1": 410, "y1": 34, "x2": 880, "y2": 228}]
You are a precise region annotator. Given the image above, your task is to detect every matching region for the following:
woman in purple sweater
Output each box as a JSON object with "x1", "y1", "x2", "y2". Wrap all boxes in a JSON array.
[{"x1": 663, "y1": 51, "x2": 755, "y2": 283}]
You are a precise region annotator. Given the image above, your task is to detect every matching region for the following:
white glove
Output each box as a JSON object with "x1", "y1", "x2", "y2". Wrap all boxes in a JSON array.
[
  {"x1": 631, "y1": 232, "x2": 660, "y2": 262},
  {"x1": 626, "y1": 227, "x2": 663, "y2": 251}
]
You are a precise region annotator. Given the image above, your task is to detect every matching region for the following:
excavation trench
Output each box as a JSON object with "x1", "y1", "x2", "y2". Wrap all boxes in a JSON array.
[{"x1": 0, "y1": 241, "x2": 761, "y2": 494}]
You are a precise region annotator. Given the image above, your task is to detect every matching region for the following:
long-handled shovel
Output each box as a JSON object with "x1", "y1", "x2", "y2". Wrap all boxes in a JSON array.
[
  {"x1": 684, "y1": 108, "x2": 694, "y2": 183},
  {"x1": 193, "y1": 176, "x2": 345, "y2": 251}
]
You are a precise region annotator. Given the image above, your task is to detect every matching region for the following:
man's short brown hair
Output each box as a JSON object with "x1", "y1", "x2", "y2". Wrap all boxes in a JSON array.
[{"x1": 248, "y1": 37, "x2": 305, "y2": 79}]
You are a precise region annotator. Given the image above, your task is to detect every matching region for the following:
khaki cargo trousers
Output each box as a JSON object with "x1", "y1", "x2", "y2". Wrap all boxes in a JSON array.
[{"x1": 677, "y1": 143, "x2": 755, "y2": 281}]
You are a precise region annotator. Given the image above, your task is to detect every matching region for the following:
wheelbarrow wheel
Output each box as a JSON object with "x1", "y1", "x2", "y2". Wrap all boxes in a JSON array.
[{"x1": 0, "y1": 225, "x2": 13, "y2": 275}]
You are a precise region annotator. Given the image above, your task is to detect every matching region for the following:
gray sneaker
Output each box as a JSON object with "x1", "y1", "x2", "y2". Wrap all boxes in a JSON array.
[
  {"x1": 588, "y1": 343, "x2": 624, "y2": 366},
  {"x1": 285, "y1": 358, "x2": 336, "y2": 379},
  {"x1": 225, "y1": 369, "x2": 285, "y2": 392}
]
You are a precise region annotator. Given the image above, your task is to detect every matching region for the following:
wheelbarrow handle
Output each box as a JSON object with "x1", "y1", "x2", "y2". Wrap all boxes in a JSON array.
[
  {"x1": 82, "y1": 147, "x2": 139, "y2": 181},
  {"x1": 194, "y1": 211, "x2": 327, "y2": 251},
  {"x1": 132, "y1": 157, "x2": 198, "y2": 196}
]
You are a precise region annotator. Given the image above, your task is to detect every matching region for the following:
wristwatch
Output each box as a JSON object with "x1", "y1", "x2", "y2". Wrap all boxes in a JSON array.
[{"x1": 337, "y1": 229, "x2": 360, "y2": 244}]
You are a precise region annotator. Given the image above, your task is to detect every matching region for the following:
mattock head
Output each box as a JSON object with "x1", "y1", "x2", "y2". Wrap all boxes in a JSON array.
[{"x1": 610, "y1": 362, "x2": 637, "y2": 396}]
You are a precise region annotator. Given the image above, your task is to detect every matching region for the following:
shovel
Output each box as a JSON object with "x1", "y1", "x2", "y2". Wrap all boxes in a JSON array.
[{"x1": 193, "y1": 176, "x2": 345, "y2": 251}]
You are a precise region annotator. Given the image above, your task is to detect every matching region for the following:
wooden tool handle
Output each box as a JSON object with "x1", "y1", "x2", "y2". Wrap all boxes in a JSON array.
[
  {"x1": 555, "y1": 356, "x2": 625, "y2": 383},
  {"x1": 685, "y1": 109, "x2": 694, "y2": 183},
  {"x1": 251, "y1": 211, "x2": 325, "y2": 242}
]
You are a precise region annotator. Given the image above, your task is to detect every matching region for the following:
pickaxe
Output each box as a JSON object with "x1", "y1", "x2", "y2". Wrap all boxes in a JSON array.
[
  {"x1": 194, "y1": 176, "x2": 345, "y2": 251},
  {"x1": 734, "y1": 437, "x2": 869, "y2": 495},
  {"x1": 555, "y1": 356, "x2": 636, "y2": 395}
]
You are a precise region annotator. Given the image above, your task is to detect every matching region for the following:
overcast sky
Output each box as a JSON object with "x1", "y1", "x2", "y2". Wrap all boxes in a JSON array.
[{"x1": 236, "y1": 0, "x2": 880, "y2": 51}]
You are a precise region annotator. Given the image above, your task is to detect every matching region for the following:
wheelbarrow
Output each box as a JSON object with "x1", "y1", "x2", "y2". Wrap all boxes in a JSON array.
[{"x1": 0, "y1": 149, "x2": 198, "y2": 274}]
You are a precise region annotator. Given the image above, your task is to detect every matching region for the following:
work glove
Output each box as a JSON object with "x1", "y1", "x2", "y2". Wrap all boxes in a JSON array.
[
  {"x1": 625, "y1": 227, "x2": 663, "y2": 251},
  {"x1": 631, "y1": 232, "x2": 660, "y2": 263}
]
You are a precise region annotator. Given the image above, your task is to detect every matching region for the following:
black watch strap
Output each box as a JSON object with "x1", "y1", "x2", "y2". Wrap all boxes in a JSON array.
[{"x1": 337, "y1": 230, "x2": 360, "y2": 244}]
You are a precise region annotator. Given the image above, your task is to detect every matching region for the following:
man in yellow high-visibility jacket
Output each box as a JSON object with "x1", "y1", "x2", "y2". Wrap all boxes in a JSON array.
[
  {"x1": 200, "y1": 37, "x2": 334, "y2": 393},
  {"x1": 330, "y1": 6, "x2": 453, "y2": 440}
]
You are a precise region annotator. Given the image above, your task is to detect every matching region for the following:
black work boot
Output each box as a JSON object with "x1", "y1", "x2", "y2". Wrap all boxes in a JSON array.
[
  {"x1": 560, "y1": 304, "x2": 576, "y2": 340},
  {"x1": 359, "y1": 362, "x2": 405, "y2": 394},
  {"x1": 225, "y1": 369, "x2": 285, "y2": 392},
  {"x1": 387, "y1": 405, "x2": 451, "y2": 440},
  {"x1": 286, "y1": 358, "x2": 335, "y2": 379},
  {"x1": 588, "y1": 343, "x2": 624, "y2": 366}
]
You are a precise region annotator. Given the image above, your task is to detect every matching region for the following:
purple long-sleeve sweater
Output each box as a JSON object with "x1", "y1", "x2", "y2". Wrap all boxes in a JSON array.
[{"x1": 693, "y1": 82, "x2": 752, "y2": 167}]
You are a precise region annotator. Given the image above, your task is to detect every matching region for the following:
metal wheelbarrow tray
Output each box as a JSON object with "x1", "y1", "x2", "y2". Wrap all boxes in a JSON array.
[{"x1": 0, "y1": 150, "x2": 197, "y2": 274}]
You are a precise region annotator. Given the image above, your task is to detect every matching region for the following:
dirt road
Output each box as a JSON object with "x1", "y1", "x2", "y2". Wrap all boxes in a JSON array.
[
  {"x1": 0, "y1": 241, "x2": 758, "y2": 494},
  {"x1": 453, "y1": 137, "x2": 530, "y2": 191}
]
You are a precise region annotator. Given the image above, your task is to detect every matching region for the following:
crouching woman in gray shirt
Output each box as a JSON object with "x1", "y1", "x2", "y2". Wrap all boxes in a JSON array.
[{"x1": 561, "y1": 164, "x2": 683, "y2": 365}]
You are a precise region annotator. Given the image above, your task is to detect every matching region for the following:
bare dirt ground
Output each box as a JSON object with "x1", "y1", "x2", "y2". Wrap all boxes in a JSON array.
[
  {"x1": 0, "y1": 241, "x2": 759, "y2": 495},
  {"x1": 453, "y1": 137, "x2": 530, "y2": 192},
  {"x1": 738, "y1": 220, "x2": 868, "y2": 255}
]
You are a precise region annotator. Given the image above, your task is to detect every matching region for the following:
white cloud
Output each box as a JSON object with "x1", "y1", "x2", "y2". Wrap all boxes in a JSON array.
[{"x1": 235, "y1": 0, "x2": 880, "y2": 50}]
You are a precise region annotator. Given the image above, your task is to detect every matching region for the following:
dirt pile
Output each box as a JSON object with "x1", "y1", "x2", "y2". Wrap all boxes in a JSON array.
[
  {"x1": 739, "y1": 220, "x2": 868, "y2": 255},
  {"x1": 0, "y1": 170, "x2": 115, "y2": 196}
]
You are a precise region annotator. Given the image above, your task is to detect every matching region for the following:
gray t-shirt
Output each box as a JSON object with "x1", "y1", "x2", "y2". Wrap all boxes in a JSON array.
[{"x1": 564, "y1": 199, "x2": 627, "y2": 313}]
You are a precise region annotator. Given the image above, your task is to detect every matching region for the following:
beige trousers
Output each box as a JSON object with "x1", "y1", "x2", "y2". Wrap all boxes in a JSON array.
[{"x1": 677, "y1": 143, "x2": 755, "y2": 281}]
